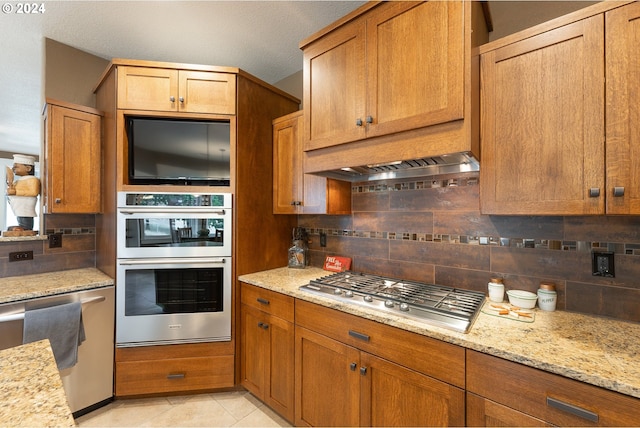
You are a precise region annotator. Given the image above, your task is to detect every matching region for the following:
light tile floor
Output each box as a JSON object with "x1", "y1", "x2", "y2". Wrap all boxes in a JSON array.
[{"x1": 75, "y1": 391, "x2": 292, "y2": 427}]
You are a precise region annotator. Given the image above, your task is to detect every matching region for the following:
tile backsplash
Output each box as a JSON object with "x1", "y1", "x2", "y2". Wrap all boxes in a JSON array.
[
  {"x1": 298, "y1": 172, "x2": 640, "y2": 323},
  {"x1": 0, "y1": 214, "x2": 95, "y2": 278}
]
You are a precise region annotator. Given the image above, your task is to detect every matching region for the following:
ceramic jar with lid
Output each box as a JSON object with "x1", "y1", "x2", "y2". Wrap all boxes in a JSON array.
[
  {"x1": 488, "y1": 277, "x2": 505, "y2": 302},
  {"x1": 537, "y1": 282, "x2": 557, "y2": 311}
]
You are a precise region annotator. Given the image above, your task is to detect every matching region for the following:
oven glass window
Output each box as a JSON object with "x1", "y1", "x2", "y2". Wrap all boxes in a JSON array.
[
  {"x1": 125, "y1": 217, "x2": 226, "y2": 248},
  {"x1": 124, "y1": 268, "x2": 224, "y2": 315}
]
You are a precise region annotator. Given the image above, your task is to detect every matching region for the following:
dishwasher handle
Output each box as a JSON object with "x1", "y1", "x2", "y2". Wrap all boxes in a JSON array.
[{"x1": 0, "y1": 295, "x2": 106, "y2": 323}]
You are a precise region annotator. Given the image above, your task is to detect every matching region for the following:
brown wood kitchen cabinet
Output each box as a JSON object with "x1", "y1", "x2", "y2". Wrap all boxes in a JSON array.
[
  {"x1": 467, "y1": 350, "x2": 640, "y2": 427},
  {"x1": 239, "y1": 283, "x2": 295, "y2": 423},
  {"x1": 43, "y1": 99, "x2": 102, "y2": 213},
  {"x1": 480, "y1": 1, "x2": 640, "y2": 215},
  {"x1": 114, "y1": 342, "x2": 234, "y2": 396},
  {"x1": 295, "y1": 299, "x2": 465, "y2": 427},
  {"x1": 116, "y1": 65, "x2": 236, "y2": 114},
  {"x1": 301, "y1": 1, "x2": 467, "y2": 151},
  {"x1": 273, "y1": 111, "x2": 351, "y2": 214}
]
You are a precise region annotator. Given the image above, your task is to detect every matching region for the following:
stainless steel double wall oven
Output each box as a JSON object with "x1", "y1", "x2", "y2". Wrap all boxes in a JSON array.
[{"x1": 116, "y1": 192, "x2": 232, "y2": 347}]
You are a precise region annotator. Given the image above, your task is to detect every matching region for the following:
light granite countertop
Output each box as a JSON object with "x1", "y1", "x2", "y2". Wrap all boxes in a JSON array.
[
  {"x1": 0, "y1": 268, "x2": 114, "y2": 304},
  {"x1": 0, "y1": 340, "x2": 75, "y2": 427},
  {"x1": 239, "y1": 266, "x2": 640, "y2": 400}
]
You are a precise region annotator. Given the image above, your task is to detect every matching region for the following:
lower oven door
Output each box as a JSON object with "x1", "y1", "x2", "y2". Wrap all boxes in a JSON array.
[{"x1": 116, "y1": 257, "x2": 231, "y2": 347}]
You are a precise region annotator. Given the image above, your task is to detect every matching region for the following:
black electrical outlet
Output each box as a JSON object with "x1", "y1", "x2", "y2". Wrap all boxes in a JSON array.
[
  {"x1": 592, "y1": 251, "x2": 615, "y2": 277},
  {"x1": 320, "y1": 231, "x2": 327, "y2": 247},
  {"x1": 9, "y1": 251, "x2": 33, "y2": 262},
  {"x1": 48, "y1": 233, "x2": 63, "y2": 248}
]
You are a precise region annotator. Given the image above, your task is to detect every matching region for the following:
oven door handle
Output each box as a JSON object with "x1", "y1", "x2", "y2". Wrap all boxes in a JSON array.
[
  {"x1": 119, "y1": 208, "x2": 226, "y2": 215},
  {"x1": 118, "y1": 258, "x2": 227, "y2": 265}
]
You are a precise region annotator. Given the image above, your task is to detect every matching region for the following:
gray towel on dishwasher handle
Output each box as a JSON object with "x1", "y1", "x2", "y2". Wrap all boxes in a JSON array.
[{"x1": 23, "y1": 301, "x2": 86, "y2": 370}]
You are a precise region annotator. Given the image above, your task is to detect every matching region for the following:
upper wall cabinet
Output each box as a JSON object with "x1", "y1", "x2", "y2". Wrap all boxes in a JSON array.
[
  {"x1": 43, "y1": 99, "x2": 102, "y2": 213},
  {"x1": 301, "y1": 1, "x2": 465, "y2": 151},
  {"x1": 605, "y1": 2, "x2": 640, "y2": 214},
  {"x1": 117, "y1": 66, "x2": 236, "y2": 115},
  {"x1": 479, "y1": 1, "x2": 639, "y2": 215}
]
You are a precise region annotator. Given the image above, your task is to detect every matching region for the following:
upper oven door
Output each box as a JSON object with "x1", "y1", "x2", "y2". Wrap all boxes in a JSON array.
[{"x1": 117, "y1": 207, "x2": 231, "y2": 259}]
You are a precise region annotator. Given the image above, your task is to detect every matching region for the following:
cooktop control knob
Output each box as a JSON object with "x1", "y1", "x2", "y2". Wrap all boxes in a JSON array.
[
  {"x1": 345, "y1": 290, "x2": 354, "y2": 298},
  {"x1": 334, "y1": 288, "x2": 343, "y2": 295},
  {"x1": 384, "y1": 300, "x2": 395, "y2": 308},
  {"x1": 363, "y1": 295, "x2": 373, "y2": 302},
  {"x1": 399, "y1": 303, "x2": 410, "y2": 312}
]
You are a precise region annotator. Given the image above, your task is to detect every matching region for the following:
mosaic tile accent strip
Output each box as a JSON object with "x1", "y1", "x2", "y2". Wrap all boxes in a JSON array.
[
  {"x1": 352, "y1": 176, "x2": 479, "y2": 193},
  {"x1": 44, "y1": 227, "x2": 95, "y2": 236},
  {"x1": 305, "y1": 227, "x2": 640, "y2": 256}
]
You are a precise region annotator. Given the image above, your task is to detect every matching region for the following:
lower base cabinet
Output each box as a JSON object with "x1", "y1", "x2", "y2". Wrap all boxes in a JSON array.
[
  {"x1": 114, "y1": 342, "x2": 234, "y2": 396},
  {"x1": 466, "y1": 350, "x2": 640, "y2": 426},
  {"x1": 239, "y1": 283, "x2": 295, "y2": 423},
  {"x1": 295, "y1": 300, "x2": 465, "y2": 427}
]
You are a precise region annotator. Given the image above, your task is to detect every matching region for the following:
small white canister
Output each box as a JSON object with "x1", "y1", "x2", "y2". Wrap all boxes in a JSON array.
[
  {"x1": 488, "y1": 278, "x2": 505, "y2": 303},
  {"x1": 537, "y1": 282, "x2": 557, "y2": 311}
]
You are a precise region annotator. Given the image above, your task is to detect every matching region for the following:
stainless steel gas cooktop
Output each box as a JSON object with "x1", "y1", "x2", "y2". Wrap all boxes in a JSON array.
[{"x1": 299, "y1": 271, "x2": 485, "y2": 333}]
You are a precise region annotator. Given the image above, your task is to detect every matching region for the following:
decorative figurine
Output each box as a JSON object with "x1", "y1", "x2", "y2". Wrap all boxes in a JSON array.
[{"x1": 5, "y1": 154, "x2": 40, "y2": 233}]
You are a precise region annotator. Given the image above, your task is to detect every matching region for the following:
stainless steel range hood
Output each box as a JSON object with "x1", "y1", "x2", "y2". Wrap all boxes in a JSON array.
[{"x1": 313, "y1": 152, "x2": 479, "y2": 182}]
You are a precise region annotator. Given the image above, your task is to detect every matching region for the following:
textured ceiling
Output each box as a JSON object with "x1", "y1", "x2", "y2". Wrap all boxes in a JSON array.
[{"x1": 0, "y1": 1, "x2": 597, "y2": 157}]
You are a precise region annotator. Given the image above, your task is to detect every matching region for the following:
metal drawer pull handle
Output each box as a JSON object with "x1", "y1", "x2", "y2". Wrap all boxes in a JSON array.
[
  {"x1": 167, "y1": 373, "x2": 185, "y2": 380},
  {"x1": 256, "y1": 297, "x2": 270, "y2": 305},
  {"x1": 546, "y1": 397, "x2": 598, "y2": 422},
  {"x1": 613, "y1": 186, "x2": 625, "y2": 197},
  {"x1": 589, "y1": 188, "x2": 600, "y2": 198},
  {"x1": 348, "y1": 330, "x2": 370, "y2": 342}
]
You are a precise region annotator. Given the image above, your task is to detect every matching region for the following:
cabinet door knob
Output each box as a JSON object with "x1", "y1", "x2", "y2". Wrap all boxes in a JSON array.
[
  {"x1": 613, "y1": 187, "x2": 625, "y2": 197},
  {"x1": 365, "y1": 115, "x2": 373, "y2": 124},
  {"x1": 588, "y1": 188, "x2": 600, "y2": 198},
  {"x1": 55, "y1": 198, "x2": 61, "y2": 204},
  {"x1": 360, "y1": 366, "x2": 367, "y2": 376},
  {"x1": 169, "y1": 96, "x2": 175, "y2": 102},
  {"x1": 179, "y1": 97, "x2": 184, "y2": 103},
  {"x1": 350, "y1": 362, "x2": 357, "y2": 371},
  {"x1": 356, "y1": 118, "x2": 363, "y2": 127}
]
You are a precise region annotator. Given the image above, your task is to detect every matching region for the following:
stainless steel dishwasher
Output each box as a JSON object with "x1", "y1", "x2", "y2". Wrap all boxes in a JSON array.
[{"x1": 0, "y1": 286, "x2": 114, "y2": 417}]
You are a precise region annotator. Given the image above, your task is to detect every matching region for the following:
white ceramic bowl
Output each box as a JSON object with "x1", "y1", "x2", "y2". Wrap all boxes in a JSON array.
[{"x1": 506, "y1": 290, "x2": 538, "y2": 309}]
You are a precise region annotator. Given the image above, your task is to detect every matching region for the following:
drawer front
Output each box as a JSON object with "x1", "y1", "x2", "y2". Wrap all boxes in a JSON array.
[
  {"x1": 240, "y1": 282, "x2": 294, "y2": 321},
  {"x1": 115, "y1": 355, "x2": 234, "y2": 396},
  {"x1": 467, "y1": 350, "x2": 640, "y2": 426},
  {"x1": 295, "y1": 299, "x2": 465, "y2": 388}
]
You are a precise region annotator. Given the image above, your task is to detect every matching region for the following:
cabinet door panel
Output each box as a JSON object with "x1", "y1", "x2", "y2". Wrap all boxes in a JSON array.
[
  {"x1": 117, "y1": 66, "x2": 178, "y2": 111},
  {"x1": 467, "y1": 392, "x2": 550, "y2": 427},
  {"x1": 606, "y1": 2, "x2": 640, "y2": 214},
  {"x1": 240, "y1": 305, "x2": 266, "y2": 397},
  {"x1": 295, "y1": 326, "x2": 360, "y2": 427},
  {"x1": 265, "y1": 315, "x2": 294, "y2": 421},
  {"x1": 179, "y1": 71, "x2": 236, "y2": 115},
  {"x1": 273, "y1": 114, "x2": 302, "y2": 213},
  {"x1": 366, "y1": 1, "x2": 464, "y2": 138},
  {"x1": 361, "y1": 353, "x2": 464, "y2": 427},
  {"x1": 48, "y1": 105, "x2": 101, "y2": 213},
  {"x1": 480, "y1": 16, "x2": 605, "y2": 215},
  {"x1": 303, "y1": 19, "x2": 367, "y2": 150}
]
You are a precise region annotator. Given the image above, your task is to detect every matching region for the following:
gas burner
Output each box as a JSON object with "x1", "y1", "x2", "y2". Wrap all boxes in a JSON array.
[{"x1": 300, "y1": 271, "x2": 485, "y2": 333}]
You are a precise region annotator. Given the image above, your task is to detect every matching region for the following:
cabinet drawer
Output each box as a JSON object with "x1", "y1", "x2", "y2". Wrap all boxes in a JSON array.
[
  {"x1": 295, "y1": 299, "x2": 465, "y2": 388},
  {"x1": 240, "y1": 282, "x2": 294, "y2": 321},
  {"x1": 467, "y1": 350, "x2": 640, "y2": 426},
  {"x1": 115, "y1": 355, "x2": 234, "y2": 396}
]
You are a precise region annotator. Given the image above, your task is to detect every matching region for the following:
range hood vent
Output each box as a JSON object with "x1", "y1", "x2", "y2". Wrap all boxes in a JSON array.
[{"x1": 315, "y1": 152, "x2": 479, "y2": 182}]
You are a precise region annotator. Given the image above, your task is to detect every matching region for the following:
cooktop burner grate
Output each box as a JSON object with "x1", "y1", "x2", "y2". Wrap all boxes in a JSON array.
[{"x1": 305, "y1": 271, "x2": 486, "y2": 333}]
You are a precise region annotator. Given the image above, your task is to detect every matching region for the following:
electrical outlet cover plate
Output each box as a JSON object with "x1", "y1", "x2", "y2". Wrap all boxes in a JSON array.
[{"x1": 592, "y1": 251, "x2": 615, "y2": 277}]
